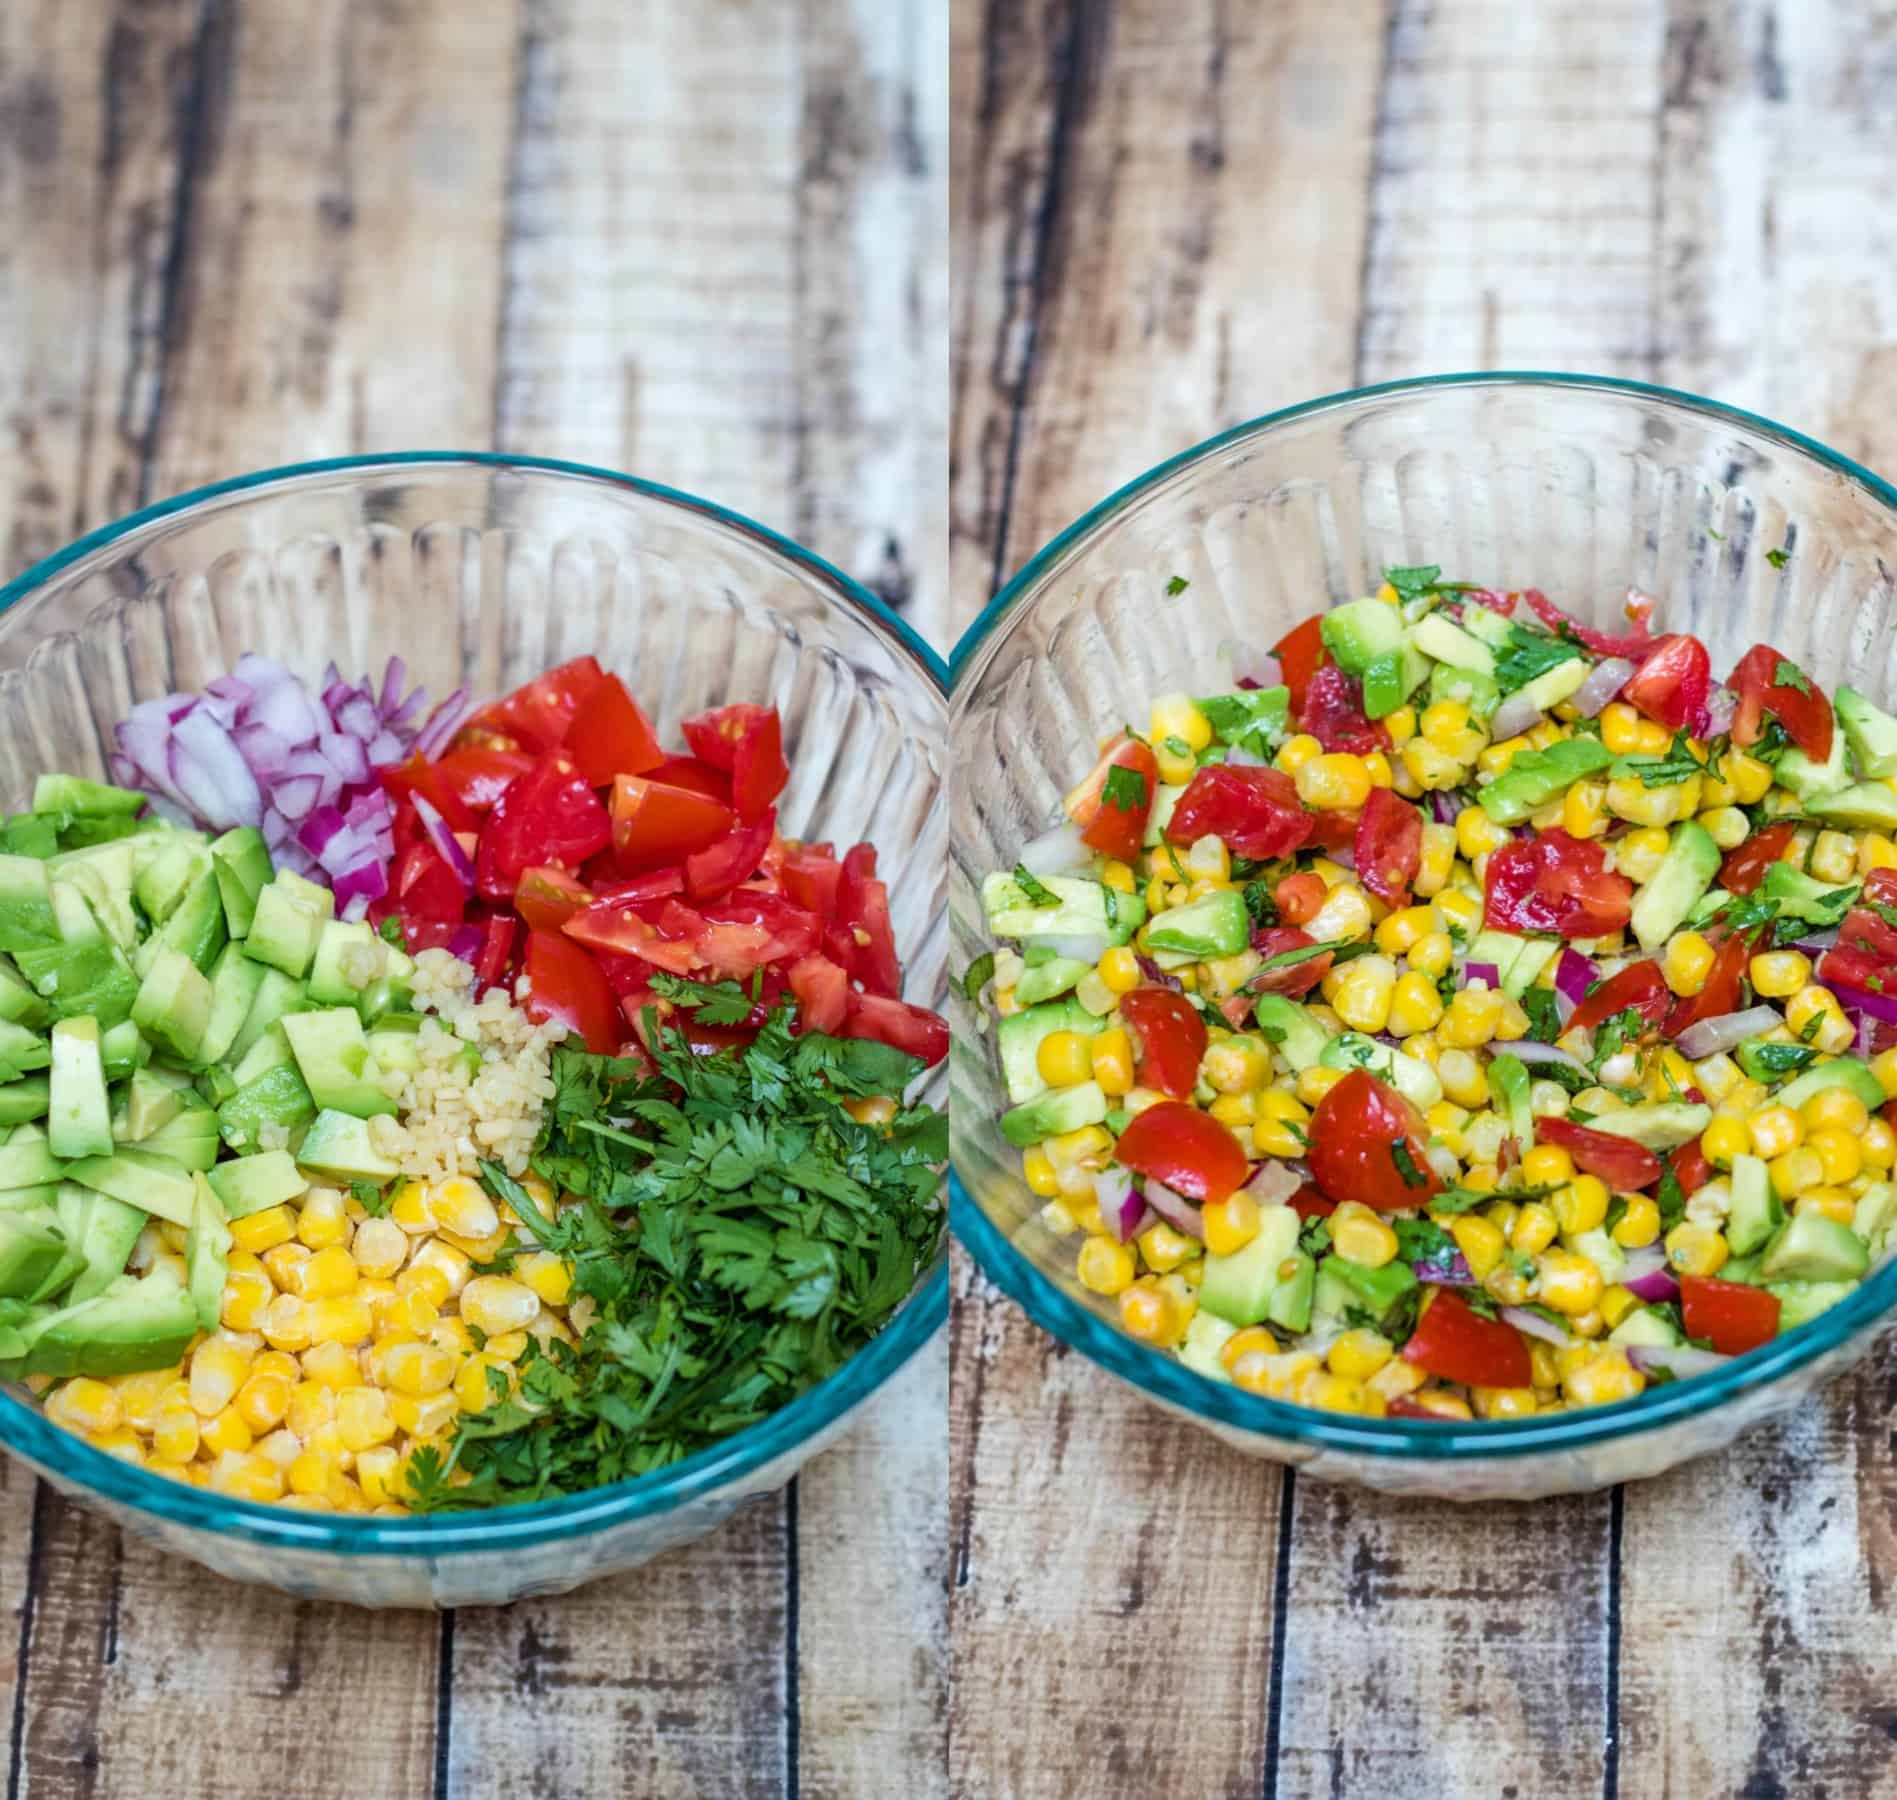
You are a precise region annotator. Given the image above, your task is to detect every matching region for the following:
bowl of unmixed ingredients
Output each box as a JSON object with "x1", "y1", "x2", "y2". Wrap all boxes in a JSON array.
[
  {"x1": 0, "y1": 454, "x2": 948, "y2": 1604},
  {"x1": 950, "y1": 371, "x2": 1897, "y2": 1500}
]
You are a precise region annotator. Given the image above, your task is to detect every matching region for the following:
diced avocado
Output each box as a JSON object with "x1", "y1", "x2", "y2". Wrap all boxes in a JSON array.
[
  {"x1": 1775, "y1": 729, "x2": 1850, "y2": 802},
  {"x1": 205, "y1": 1149, "x2": 309, "y2": 1220},
  {"x1": 1429, "y1": 661, "x2": 1499, "y2": 716},
  {"x1": 1588, "y1": 1100, "x2": 1712, "y2": 1152},
  {"x1": 0, "y1": 1020, "x2": 50, "y2": 1083},
  {"x1": 980, "y1": 872, "x2": 1145, "y2": 947},
  {"x1": 1318, "y1": 1030, "x2": 1442, "y2": 1109},
  {"x1": 1736, "y1": 1039, "x2": 1822, "y2": 1085},
  {"x1": 195, "y1": 940, "x2": 268, "y2": 1067},
  {"x1": 1460, "y1": 603, "x2": 1514, "y2": 649},
  {"x1": 1836, "y1": 686, "x2": 1897, "y2": 779},
  {"x1": 56, "y1": 863, "x2": 139, "y2": 954},
  {"x1": 130, "y1": 945, "x2": 213, "y2": 1062},
  {"x1": 1324, "y1": 1254, "x2": 1420, "y2": 1331},
  {"x1": 1853, "y1": 1180, "x2": 1897, "y2": 1258},
  {"x1": 1464, "y1": 928, "x2": 1558, "y2": 1000},
  {"x1": 1607, "y1": 1304, "x2": 1684, "y2": 1351},
  {"x1": 145, "y1": 871, "x2": 227, "y2": 976},
  {"x1": 1253, "y1": 994, "x2": 1334, "y2": 1072},
  {"x1": 1014, "y1": 957, "x2": 1091, "y2": 1007},
  {"x1": 227, "y1": 966, "x2": 312, "y2": 1068},
  {"x1": 1776, "y1": 1056, "x2": 1886, "y2": 1114},
  {"x1": 364, "y1": 1020, "x2": 423, "y2": 1075},
  {"x1": 1757, "y1": 862, "x2": 1858, "y2": 925},
  {"x1": 0, "y1": 1137, "x2": 61, "y2": 1191},
  {"x1": 1488, "y1": 1052, "x2": 1533, "y2": 1148},
  {"x1": 243, "y1": 877, "x2": 330, "y2": 978},
  {"x1": 1177, "y1": 1309, "x2": 1239, "y2": 1383},
  {"x1": 1479, "y1": 738, "x2": 1614, "y2": 827},
  {"x1": 0, "y1": 856, "x2": 60, "y2": 954},
  {"x1": 47, "y1": 880, "x2": 102, "y2": 950},
  {"x1": 0, "y1": 1186, "x2": 60, "y2": 1216},
  {"x1": 1198, "y1": 1204, "x2": 1301, "y2": 1326},
  {"x1": 134, "y1": 838, "x2": 211, "y2": 924},
  {"x1": 65, "y1": 1146, "x2": 197, "y2": 1227},
  {"x1": 1759, "y1": 1212, "x2": 1870, "y2": 1283},
  {"x1": 15, "y1": 938, "x2": 140, "y2": 1029},
  {"x1": 47, "y1": 1018, "x2": 112, "y2": 1161},
  {"x1": 216, "y1": 1061, "x2": 316, "y2": 1153},
  {"x1": 1412, "y1": 612, "x2": 1496, "y2": 676},
  {"x1": 1630, "y1": 821, "x2": 1721, "y2": 952},
  {"x1": 1266, "y1": 1248, "x2": 1316, "y2": 1333},
  {"x1": 139, "y1": 1100, "x2": 220, "y2": 1173},
  {"x1": 1514, "y1": 656, "x2": 1589, "y2": 715},
  {"x1": 1145, "y1": 888, "x2": 1248, "y2": 960},
  {"x1": 281, "y1": 1008, "x2": 398, "y2": 1121},
  {"x1": 0, "y1": 1077, "x2": 48, "y2": 1126},
  {"x1": 1719, "y1": 1253, "x2": 1763, "y2": 1286},
  {"x1": 1000, "y1": 1080, "x2": 1108, "y2": 1149},
  {"x1": 1569, "y1": 1227, "x2": 1628, "y2": 1287},
  {"x1": 1142, "y1": 784, "x2": 1186, "y2": 847},
  {"x1": 123, "y1": 1068, "x2": 186, "y2": 1142},
  {"x1": 2, "y1": 1270, "x2": 199, "y2": 1379},
  {"x1": 1360, "y1": 641, "x2": 1431, "y2": 719},
  {"x1": 65, "y1": 1188, "x2": 146, "y2": 1305},
  {"x1": 32, "y1": 774, "x2": 144, "y2": 819},
  {"x1": 1320, "y1": 598, "x2": 1407, "y2": 676},
  {"x1": 1810, "y1": 781, "x2": 1897, "y2": 832},
  {"x1": 308, "y1": 920, "x2": 392, "y2": 1007},
  {"x1": 1725, "y1": 1153, "x2": 1784, "y2": 1257},
  {"x1": 231, "y1": 1021, "x2": 296, "y2": 1089},
  {"x1": 98, "y1": 1020, "x2": 148, "y2": 1080},
  {"x1": 995, "y1": 999, "x2": 1105, "y2": 1106},
  {"x1": 296, "y1": 1108, "x2": 402, "y2": 1183},
  {"x1": 0, "y1": 959, "x2": 51, "y2": 1030},
  {"x1": 1765, "y1": 1279, "x2": 1859, "y2": 1332},
  {"x1": 0, "y1": 1210, "x2": 74, "y2": 1302},
  {"x1": 210, "y1": 827, "x2": 273, "y2": 938},
  {"x1": 184, "y1": 1174, "x2": 230, "y2": 1331}
]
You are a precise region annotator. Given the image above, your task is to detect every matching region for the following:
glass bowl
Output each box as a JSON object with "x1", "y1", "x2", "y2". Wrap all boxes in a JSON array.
[
  {"x1": 950, "y1": 371, "x2": 1897, "y2": 1501},
  {"x1": 0, "y1": 453, "x2": 948, "y2": 1604}
]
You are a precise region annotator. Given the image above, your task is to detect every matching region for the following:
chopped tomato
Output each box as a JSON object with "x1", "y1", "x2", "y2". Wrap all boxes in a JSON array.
[
  {"x1": 1246, "y1": 927, "x2": 1331, "y2": 998},
  {"x1": 1299, "y1": 664, "x2": 1390, "y2": 755},
  {"x1": 1288, "y1": 1181, "x2": 1336, "y2": 1220},
  {"x1": 431, "y1": 747, "x2": 536, "y2": 814},
  {"x1": 1665, "y1": 926, "x2": 1758, "y2": 1040},
  {"x1": 597, "y1": 868, "x2": 686, "y2": 906},
  {"x1": 1304, "y1": 808, "x2": 1359, "y2": 853},
  {"x1": 836, "y1": 844, "x2": 902, "y2": 998},
  {"x1": 1270, "y1": 615, "x2": 1328, "y2": 713},
  {"x1": 1113, "y1": 1101, "x2": 1249, "y2": 1204},
  {"x1": 1717, "y1": 819, "x2": 1797, "y2": 895},
  {"x1": 649, "y1": 753, "x2": 734, "y2": 805},
  {"x1": 786, "y1": 952, "x2": 850, "y2": 1034},
  {"x1": 1568, "y1": 959, "x2": 1669, "y2": 1034},
  {"x1": 1273, "y1": 871, "x2": 1327, "y2": 926},
  {"x1": 1820, "y1": 867, "x2": 1897, "y2": 996},
  {"x1": 1523, "y1": 588, "x2": 1654, "y2": 659},
  {"x1": 473, "y1": 751, "x2": 612, "y2": 903},
  {"x1": 514, "y1": 866, "x2": 593, "y2": 931},
  {"x1": 388, "y1": 839, "x2": 466, "y2": 923},
  {"x1": 1680, "y1": 1274, "x2": 1781, "y2": 1356},
  {"x1": 566, "y1": 673, "x2": 664, "y2": 787},
  {"x1": 610, "y1": 775, "x2": 735, "y2": 870},
  {"x1": 684, "y1": 810, "x2": 776, "y2": 902},
  {"x1": 1729, "y1": 643, "x2": 1833, "y2": 762},
  {"x1": 780, "y1": 845, "x2": 843, "y2": 919},
  {"x1": 1119, "y1": 988, "x2": 1209, "y2": 1101},
  {"x1": 472, "y1": 655, "x2": 608, "y2": 751},
  {"x1": 1401, "y1": 1291, "x2": 1533, "y2": 1390},
  {"x1": 1621, "y1": 634, "x2": 1711, "y2": 731},
  {"x1": 698, "y1": 891, "x2": 821, "y2": 973},
  {"x1": 841, "y1": 991, "x2": 949, "y2": 1067},
  {"x1": 521, "y1": 929, "x2": 621, "y2": 1052},
  {"x1": 1484, "y1": 829, "x2": 1633, "y2": 938},
  {"x1": 1308, "y1": 1071, "x2": 1439, "y2": 1211},
  {"x1": 1669, "y1": 1140, "x2": 1712, "y2": 1197},
  {"x1": 1166, "y1": 764, "x2": 1315, "y2": 859},
  {"x1": 681, "y1": 703, "x2": 789, "y2": 823},
  {"x1": 1354, "y1": 788, "x2": 1422, "y2": 905},
  {"x1": 380, "y1": 757, "x2": 479, "y2": 833},
  {"x1": 1532, "y1": 1116, "x2": 1662, "y2": 1190},
  {"x1": 563, "y1": 898, "x2": 702, "y2": 976},
  {"x1": 472, "y1": 916, "x2": 517, "y2": 993},
  {"x1": 1065, "y1": 734, "x2": 1161, "y2": 864}
]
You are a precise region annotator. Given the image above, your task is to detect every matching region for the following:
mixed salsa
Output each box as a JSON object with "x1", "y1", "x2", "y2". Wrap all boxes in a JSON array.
[
  {"x1": 1, "y1": 655, "x2": 945, "y2": 1511},
  {"x1": 970, "y1": 568, "x2": 1897, "y2": 1421}
]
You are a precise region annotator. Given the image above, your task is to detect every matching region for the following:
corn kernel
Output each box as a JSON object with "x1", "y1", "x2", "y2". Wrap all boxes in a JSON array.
[
  {"x1": 210, "y1": 1451, "x2": 285, "y2": 1503},
  {"x1": 1456, "y1": 808, "x2": 1511, "y2": 860},
  {"x1": 234, "y1": 1370, "x2": 292, "y2": 1433},
  {"x1": 1021, "y1": 1146, "x2": 1061, "y2": 1197},
  {"x1": 337, "y1": 1386, "x2": 396, "y2": 1453},
  {"x1": 430, "y1": 1177, "x2": 500, "y2": 1241},
  {"x1": 350, "y1": 1217, "x2": 409, "y2": 1281},
  {"x1": 201, "y1": 1406, "x2": 254, "y2": 1457},
  {"x1": 1439, "y1": 989, "x2": 1505, "y2": 1052},
  {"x1": 1473, "y1": 1386, "x2": 1539, "y2": 1420},
  {"x1": 1305, "y1": 881, "x2": 1374, "y2": 944},
  {"x1": 1768, "y1": 1145, "x2": 1825, "y2": 1199},
  {"x1": 1612, "y1": 827, "x2": 1672, "y2": 884},
  {"x1": 294, "y1": 1243, "x2": 360, "y2": 1301},
  {"x1": 1809, "y1": 830, "x2": 1858, "y2": 884},
  {"x1": 1864, "y1": 1118, "x2": 1897, "y2": 1169},
  {"x1": 1331, "y1": 1202, "x2": 1399, "y2": 1269},
  {"x1": 460, "y1": 1275, "x2": 542, "y2": 1338},
  {"x1": 1537, "y1": 1246, "x2": 1604, "y2": 1314},
  {"x1": 1033, "y1": 1028, "x2": 1091, "y2": 1089},
  {"x1": 517, "y1": 1251, "x2": 573, "y2": 1309},
  {"x1": 1090, "y1": 1027, "x2": 1134, "y2": 1095},
  {"x1": 300, "y1": 1338, "x2": 358, "y2": 1389},
  {"x1": 1099, "y1": 860, "x2": 1136, "y2": 894},
  {"x1": 1664, "y1": 1222, "x2": 1730, "y2": 1278},
  {"x1": 1552, "y1": 1174, "x2": 1610, "y2": 1237},
  {"x1": 1449, "y1": 1214, "x2": 1506, "y2": 1281},
  {"x1": 1137, "y1": 1220, "x2": 1199, "y2": 1274},
  {"x1": 1117, "y1": 1280, "x2": 1183, "y2": 1346},
  {"x1": 220, "y1": 1266, "x2": 274, "y2": 1332},
  {"x1": 1786, "y1": 986, "x2": 1856, "y2": 1054},
  {"x1": 1328, "y1": 1329, "x2": 1394, "y2": 1381},
  {"x1": 409, "y1": 1238, "x2": 472, "y2": 1299},
  {"x1": 1436, "y1": 1046, "x2": 1491, "y2": 1108},
  {"x1": 1663, "y1": 931, "x2": 1716, "y2": 997},
  {"x1": 260, "y1": 1292, "x2": 313, "y2": 1352},
  {"x1": 47, "y1": 1378, "x2": 120, "y2": 1436},
  {"x1": 151, "y1": 1405, "x2": 199, "y2": 1462},
  {"x1": 1806, "y1": 1126, "x2": 1862, "y2": 1186},
  {"x1": 381, "y1": 1341, "x2": 458, "y2": 1398},
  {"x1": 1295, "y1": 1064, "x2": 1346, "y2": 1106},
  {"x1": 294, "y1": 1186, "x2": 349, "y2": 1250},
  {"x1": 306, "y1": 1296, "x2": 375, "y2": 1347},
  {"x1": 187, "y1": 1339, "x2": 252, "y2": 1418},
  {"x1": 1521, "y1": 1145, "x2": 1574, "y2": 1187},
  {"x1": 1747, "y1": 1105, "x2": 1802, "y2": 1160},
  {"x1": 1802, "y1": 1087, "x2": 1870, "y2": 1134},
  {"x1": 1098, "y1": 946, "x2": 1141, "y2": 994},
  {"x1": 230, "y1": 1205, "x2": 296, "y2": 1255},
  {"x1": 1076, "y1": 1236, "x2": 1137, "y2": 1296},
  {"x1": 1698, "y1": 807, "x2": 1750, "y2": 850},
  {"x1": 1331, "y1": 953, "x2": 1397, "y2": 1033},
  {"x1": 1612, "y1": 1193, "x2": 1662, "y2": 1248},
  {"x1": 1276, "y1": 733, "x2": 1324, "y2": 774}
]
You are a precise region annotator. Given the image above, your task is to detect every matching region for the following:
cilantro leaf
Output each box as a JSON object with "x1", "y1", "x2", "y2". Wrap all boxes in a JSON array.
[
  {"x1": 1011, "y1": 864, "x2": 1060, "y2": 909},
  {"x1": 1384, "y1": 564, "x2": 1445, "y2": 604},
  {"x1": 648, "y1": 972, "x2": 757, "y2": 1026},
  {"x1": 377, "y1": 916, "x2": 407, "y2": 951},
  {"x1": 1521, "y1": 987, "x2": 1562, "y2": 1044},
  {"x1": 1242, "y1": 879, "x2": 1279, "y2": 930},
  {"x1": 1766, "y1": 547, "x2": 1790, "y2": 570},
  {"x1": 1610, "y1": 731, "x2": 1704, "y2": 788},
  {"x1": 1197, "y1": 688, "x2": 1291, "y2": 758},
  {"x1": 349, "y1": 1179, "x2": 391, "y2": 1218},
  {"x1": 1166, "y1": 574, "x2": 1190, "y2": 597},
  {"x1": 1772, "y1": 656, "x2": 1810, "y2": 692},
  {"x1": 1390, "y1": 1140, "x2": 1428, "y2": 1189},
  {"x1": 961, "y1": 951, "x2": 996, "y2": 1004},
  {"x1": 1493, "y1": 624, "x2": 1582, "y2": 695},
  {"x1": 1102, "y1": 763, "x2": 1149, "y2": 811}
]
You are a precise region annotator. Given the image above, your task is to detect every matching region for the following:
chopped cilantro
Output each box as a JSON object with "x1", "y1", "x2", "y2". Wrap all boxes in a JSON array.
[
  {"x1": 1707, "y1": 527, "x2": 1726, "y2": 542},
  {"x1": 1610, "y1": 731, "x2": 1704, "y2": 788},
  {"x1": 1521, "y1": 987, "x2": 1562, "y2": 1044},
  {"x1": 377, "y1": 916, "x2": 406, "y2": 950},
  {"x1": 1493, "y1": 624, "x2": 1582, "y2": 695},
  {"x1": 1766, "y1": 546, "x2": 1790, "y2": 570},
  {"x1": 1298, "y1": 1215, "x2": 1332, "y2": 1257},
  {"x1": 1161, "y1": 734, "x2": 1193, "y2": 761},
  {"x1": 1390, "y1": 1140, "x2": 1428, "y2": 1189},
  {"x1": 1394, "y1": 1216, "x2": 1459, "y2": 1274},
  {"x1": 1590, "y1": 1006, "x2": 1647, "y2": 1071},
  {"x1": 1772, "y1": 656, "x2": 1810, "y2": 693},
  {"x1": 1198, "y1": 688, "x2": 1291, "y2": 758},
  {"x1": 648, "y1": 972, "x2": 758, "y2": 1026},
  {"x1": 1656, "y1": 1163, "x2": 1688, "y2": 1232},
  {"x1": 960, "y1": 952, "x2": 996, "y2": 1004},
  {"x1": 1426, "y1": 1187, "x2": 1493, "y2": 1216},
  {"x1": 1242, "y1": 879, "x2": 1279, "y2": 930},
  {"x1": 1166, "y1": 574, "x2": 1190, "y2": 596},
  {"x1": 349, "y1": 1179, "x2": 391, "y2": 1218},
  {"x1": 1745, "y1": 1041, "x2": 1816, "y2": 1076},
  {"x1": 1249, "y1": 939, "x2": 1371, "y2": 978},
  {"x1": 1798, "y1": 1010, "x2": 1825, "y2": 1043},
  {"x1": 1011, "y1": 864, "x2": 1060, "y2": 909},
  {"x1": 1102, "y1": 763, "x2": 1149, "y2": 811}
]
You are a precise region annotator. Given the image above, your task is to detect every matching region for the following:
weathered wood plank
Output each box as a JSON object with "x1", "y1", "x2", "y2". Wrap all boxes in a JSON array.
[
  {"x1": 12, "y1": 6, "x2": 520, "y2": 1794},
  {"x1": 1619, "y1": 7, "x2": 1897, "y2": 1792},
  {"x1": 949, "y1": 1249, "x2": 1282, "y2": 1800}
]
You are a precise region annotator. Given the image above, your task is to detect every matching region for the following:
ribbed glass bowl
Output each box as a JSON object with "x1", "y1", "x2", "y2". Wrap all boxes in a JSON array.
[
  {"x1": 0, "y1": 454, "x2": 947, "y2": 1604},
  {"x1": 950, "y1": 372, "x2": 1897, "y2": 1500}
]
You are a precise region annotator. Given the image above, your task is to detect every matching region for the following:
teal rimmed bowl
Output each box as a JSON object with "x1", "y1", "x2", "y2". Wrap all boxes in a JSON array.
[
  {"x1": 950, "y1": 372, "x2": 1897, "y2": 1499},
  {"x1": 0, "y1": 454, "x2": 947, "y2": 1602}
]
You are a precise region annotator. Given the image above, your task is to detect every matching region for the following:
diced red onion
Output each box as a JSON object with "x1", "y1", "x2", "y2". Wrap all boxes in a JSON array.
[
  {"x1": 1135, "y1": 955, "x2": 1184, "y2": 993},
  {"x1": 1488, "y1": 689, "x2": 1549, "y2": 742},
  {"x1": 170, "y1": 709, "x2": 264, "y2": 828},
  {"x1": 1826, "y1": 976, "x2": 1897, "y2": 1026},
  {"x1": 1502, "y1": 1040, "x2": 1591, "y2": 1076},
  {"x1": 1243, "y1": 1160, "x2": 1302, "y2": 1207},
  {"x1": 1093, "y1": 1168, "x2": 1148, "y2": 1245},
  {"x1": 1017, "y1": 820, "x2": 1090, "y2": 879},
  {"x1": 1463, "y1": 961, "x2": 1501, "y2": 990},
  {"x1": 1702, "y1": 687, "x2": 1737, "y2": 738},
  {"x1": 1418, "y1": 1252, "x2": 1475, "y2": 1286},
  {"x1": 1792, "y1": 928, "x2": 1840, "y2": 954},
  {"x1": 1858, "y1": 1010, "x2": 1877, "y2": 1059},
  {"x1": 1141, "y1": 1178, "x2": 1205, "y2": 1241},
  {"x1": 412, "y1": 795, "x2": 475, "y2": 893},
  {"x1": 446, "y1": 925, "x2": 485, "y2": 963},
  {"x1": 1674, "y1": 1004, "x2": 1785, "y2": 1060},
  {"x1": 1620, "y1": 1248, "x2": 1678, "y2": 1303},
  {"x1": 1501, "y1": 1305, "x2": 1574, "y2": 1347},
  {"x1": 1429, "y1": 790, "x2": 1462, "y2": 826},
  {"x1": 1554, "y1": 948, "x2": 1599, "y2": 1010},
  {"x1": 414, "y1": 685, "x2": 473, "y2": 760},
  {"x1": 1628, "y1": 1343, "x2": 1733, "y2": 1381},
  {"x1": 1570, "y1": 656, "x2": 1636, "y2": 719}
]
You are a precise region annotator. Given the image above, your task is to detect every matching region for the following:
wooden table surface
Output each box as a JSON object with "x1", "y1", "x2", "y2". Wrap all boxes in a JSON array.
[
  {"x1": 0, "y1": 4, "x2": 947, "y2": 1797},
  {"x1": 949, "y1": 3, "x2": 1897, "y2": 1797}
]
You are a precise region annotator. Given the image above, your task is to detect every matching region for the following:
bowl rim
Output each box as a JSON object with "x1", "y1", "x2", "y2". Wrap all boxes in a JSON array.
[
  {"x1": 0, "y1": 451, "x2": 948, "y2": 1553},
  {"x1": 948, "y1": 368, "x2": 1897, "y2": 1460}
]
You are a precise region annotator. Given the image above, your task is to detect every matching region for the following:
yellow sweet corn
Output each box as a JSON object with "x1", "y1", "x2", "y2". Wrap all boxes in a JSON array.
[
  {"x1": 1612, "y1": 1193, "x2": 1662, "y2": 1248},
  {"x1": 1612, "y1": 827, "x2": 1672, "y2": 884},
  {"x1": 1663, "y1": 931, "x2": 1716, "y2": 997},
  {"x1": 1330, "y1": 1202, "x2": 1398, "y2": 1269}
]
